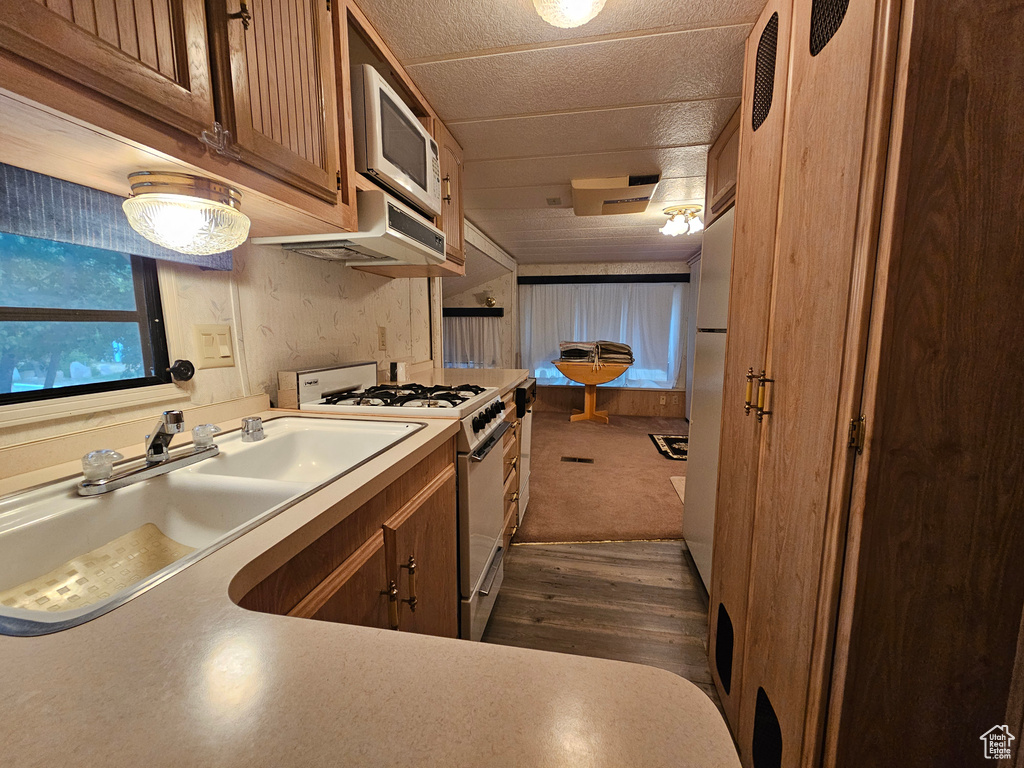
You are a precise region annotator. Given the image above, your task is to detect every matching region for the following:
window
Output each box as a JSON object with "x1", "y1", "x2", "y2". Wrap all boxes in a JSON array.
[
  {"x1": 0, "y1": 232, "x2": 170, "y2": 405},
  {"x1": 519, "y1": 280, "x2": 687, "y2": 389}
]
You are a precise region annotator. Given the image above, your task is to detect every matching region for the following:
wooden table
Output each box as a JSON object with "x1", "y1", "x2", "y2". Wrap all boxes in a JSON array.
[{"x1": 554, "y1": 361, "x2": 631, "y2": 424}]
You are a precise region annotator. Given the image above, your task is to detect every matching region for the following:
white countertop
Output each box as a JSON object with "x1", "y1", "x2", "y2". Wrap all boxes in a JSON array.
[{"x1": 0, "y1": 409, "x2": 739, "y2": 767}]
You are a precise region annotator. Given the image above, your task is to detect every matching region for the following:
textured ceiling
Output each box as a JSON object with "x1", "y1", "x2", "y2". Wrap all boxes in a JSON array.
[{"x1": 354, "y1": 0, "x2": 761, "y2": 265}]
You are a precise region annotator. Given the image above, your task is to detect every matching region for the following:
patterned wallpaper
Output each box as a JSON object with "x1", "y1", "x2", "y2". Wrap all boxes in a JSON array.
[{"x1": 1, "y1": 242, "x2": 431, "y2": 447}]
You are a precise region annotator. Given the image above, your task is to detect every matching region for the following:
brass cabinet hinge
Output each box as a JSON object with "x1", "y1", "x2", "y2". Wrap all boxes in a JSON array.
[
  {"x1": 848, "y1": 415, "x2": 867, "y2": 454},
  {"x1": 336, "y1": 170, "x2": 342, "y2": 191}
]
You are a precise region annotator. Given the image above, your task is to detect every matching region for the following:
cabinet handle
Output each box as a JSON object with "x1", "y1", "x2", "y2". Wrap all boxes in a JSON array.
[
  {"x1": 382, "y1": 580, "x2": 399, "y2": 630},
  {"x1": 511, "y1": 492, "x2": 519, "y2": 503},
  {"x1": 744, "y1": 367, "x2": 756, "y2": 415},
  {"x1": 756, "y1": 370, "x2": 774, "y2": 422},
  {"x1": 227, "y1": 0, "x2": 252, "y2": 29},
  {"x1": 510, "y1": 456, "x2": 517, "y2": 468},
  {"x1": 443, "y1": 175, "x2": 452, "y2": 204},
  {"x1": 400, "y1": 556, "x2": 417, "y2": 613}
]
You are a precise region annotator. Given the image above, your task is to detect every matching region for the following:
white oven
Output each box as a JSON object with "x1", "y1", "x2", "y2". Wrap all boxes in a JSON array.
[
  {"x1": 351, "y1": 64, "x2": 442, "y2": 218},
  {"x1": 457, "y1": 420, "x2": 509, "y2": 642}
]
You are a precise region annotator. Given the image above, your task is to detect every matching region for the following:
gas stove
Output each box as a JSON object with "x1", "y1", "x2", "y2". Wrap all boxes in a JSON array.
[{"x1": 280, "y1": 363, "x2": 505, "y2": 452}]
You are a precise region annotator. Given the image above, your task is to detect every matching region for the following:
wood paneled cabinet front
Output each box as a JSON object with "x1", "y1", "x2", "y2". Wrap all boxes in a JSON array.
[
  {"x1": 210, "y1": 0, "x2": 349, "y2": 209},
  {"x1": 435, "y1": 120, "x2": 465, "y2": 266},
  {"x1": 0, "y1": 0, "x2": 215, "y2": 136},
  {"x1": 240, "y1": 440, "x2": 459, "y2": 639}
]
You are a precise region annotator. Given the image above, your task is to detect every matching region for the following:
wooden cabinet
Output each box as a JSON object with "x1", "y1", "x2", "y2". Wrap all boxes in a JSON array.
[
  {"x1": 708, "y1": 0, "x2": 793, "y2": 736},
  {"x1": 209, "y1": 0, "x2": 349, "y2": 208},
  {"x1": 435, "y1": 119, "x2": 465, "y2": 266},
  {"x1": 704, "y1": 106, "x2": 740, "y2": 226},
  {"x1": 710, "y1": 0, "x2": 1024, "y2": 766},
  {"x1": 383, "y1": 467, "x2": 458, "y2": 637},
  {"x1": 0, "y1": 0, "x2": 359, "y2": 235},
  {"x1": 0, "y1": 0, "x2": 214, "y2": 136},
  {"x1": 239, "y1": 439, "x2": 459, "y2": 639}
]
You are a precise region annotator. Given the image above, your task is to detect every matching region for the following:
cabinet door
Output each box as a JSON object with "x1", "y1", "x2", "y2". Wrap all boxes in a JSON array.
[
  {"x1": 220, "y1": 0, "x2": 341, "y2": 204},
  {"x1": 384, "y1": 468, "x2": 458, "y2": 638},
  {"x1": 705, "y1": 107, "x2": 741, "y2": 227},
  {"x1": 290, "y1": 530, "x2": 392, "y2": 630},
  {"x1": 437, "y1": 120, "x2": 465, "y2": 264},
  {"x1": 708, "y1": 0, "x2": 793, "y2": 739},
  {"x1": 737, "y1": 0, "x2": 897, "y2": 764},
  {"x1": 0, "y1": 0, "x2": 214, "y2": 136}
]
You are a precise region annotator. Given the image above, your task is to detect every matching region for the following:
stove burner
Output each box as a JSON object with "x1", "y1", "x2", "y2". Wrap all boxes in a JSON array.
[{"x1": 319, "y1": 382, "x2": 490, "y2": 408}]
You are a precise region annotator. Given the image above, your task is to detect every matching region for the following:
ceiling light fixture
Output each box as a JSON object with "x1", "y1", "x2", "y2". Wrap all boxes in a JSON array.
[
  {"x1": 533, "y1": 0, "x2": 606, "y2": 29},
  {"x1": 660, "y1": 205, "x2": 705, "y2": 237},
  {"x1": 122, "y1": 172, "x2": 251, "y2": 256}
]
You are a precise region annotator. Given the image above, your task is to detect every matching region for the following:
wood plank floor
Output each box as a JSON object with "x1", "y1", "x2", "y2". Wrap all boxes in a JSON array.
[{"x1": 482, "y1": 540, "x2": 722, "y2": 710}]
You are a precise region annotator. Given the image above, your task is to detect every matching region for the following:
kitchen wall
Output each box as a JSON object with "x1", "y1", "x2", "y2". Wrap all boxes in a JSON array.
[
  {"x1": 0, "y1": 243, "x2": 431, "y2": 448},
  {"x1": 442, "y1": 271, "x2": 517, "y2": 369}
]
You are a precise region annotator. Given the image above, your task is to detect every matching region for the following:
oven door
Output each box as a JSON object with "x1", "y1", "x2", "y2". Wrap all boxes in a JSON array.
[{"x1": 458, "y1": 421, "x2": 509, "y2": 600}]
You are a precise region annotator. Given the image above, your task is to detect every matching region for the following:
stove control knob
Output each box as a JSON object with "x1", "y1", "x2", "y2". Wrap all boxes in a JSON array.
[{"x1": 498, "y1": 401, "x2": 506, "y2": 413}]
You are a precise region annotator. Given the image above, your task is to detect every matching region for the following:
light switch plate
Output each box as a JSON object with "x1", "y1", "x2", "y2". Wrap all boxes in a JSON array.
[{"x1": 193, "y1": 324, "x2": 235, "y2": 369}]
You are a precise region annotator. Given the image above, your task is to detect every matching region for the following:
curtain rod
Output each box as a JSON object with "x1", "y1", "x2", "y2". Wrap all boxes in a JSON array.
[{"x1": 517, "y1": 273, "x2": 690, "y2": 285}]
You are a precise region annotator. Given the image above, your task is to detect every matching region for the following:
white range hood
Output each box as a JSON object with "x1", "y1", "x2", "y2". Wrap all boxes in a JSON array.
[{"x1": 252, "y1": 187, "x2": 446, "y2": 266}]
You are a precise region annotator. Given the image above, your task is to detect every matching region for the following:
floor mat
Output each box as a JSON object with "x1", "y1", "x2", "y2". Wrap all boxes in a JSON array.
[{"x1": 650, "y1": 434, "x2": 689, "y2": 460}]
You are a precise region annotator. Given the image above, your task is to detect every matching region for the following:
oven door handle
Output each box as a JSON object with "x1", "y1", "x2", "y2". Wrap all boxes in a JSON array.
[
  {"x1": 469, "y1": 421, "x2": 510, "y2": 462},
  {"x1": 479, "y1": 546, "x2": 504, "y2": 596}
]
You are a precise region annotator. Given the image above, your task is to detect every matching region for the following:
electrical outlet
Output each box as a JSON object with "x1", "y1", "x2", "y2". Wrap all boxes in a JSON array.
[
  {"x1": 671, "y1": 395, "x2": 680, "y2": 405},
  {"x1": 377, "y1": 326, "x2": 387, "y2": 351},
  {"x1": 660, "y1": 394, "x2": 667, "y2": 405}
]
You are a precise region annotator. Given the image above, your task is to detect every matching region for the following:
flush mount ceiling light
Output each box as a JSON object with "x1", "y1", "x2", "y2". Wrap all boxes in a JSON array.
[
  {"x1": 660, "y1": 205, "x2": 705, "y2": 237},
  {"x1": 533, "y1": 0, "x2": 606, "y2": 28},
  {"x1": 122, "y1": 172, "x2": 251, "y2": 255}
]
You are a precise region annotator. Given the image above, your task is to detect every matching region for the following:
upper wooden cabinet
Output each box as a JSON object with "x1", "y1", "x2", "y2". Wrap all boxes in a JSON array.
[
  {"x1": 0, "y1": 0, "x2": 214, "y2": 136},
  {"x1": 210, "y1": 0, "x2": 342, "y2": 205},
  {"x1": 705, "y1": 107, "x2": 740, "y2": 227},
  {"x1": 436, "y1": 120, "x2": 465, "y2": 266}
]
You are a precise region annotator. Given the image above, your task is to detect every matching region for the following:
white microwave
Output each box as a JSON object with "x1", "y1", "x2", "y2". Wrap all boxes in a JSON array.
[{"x1": 351, "y1": 64, "x2": 442, "y2": 218}]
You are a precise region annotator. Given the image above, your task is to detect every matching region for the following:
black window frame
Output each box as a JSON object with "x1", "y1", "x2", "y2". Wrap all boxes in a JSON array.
[{"x1": 0, "y1": 253, "x2": 171, "y2": 406}]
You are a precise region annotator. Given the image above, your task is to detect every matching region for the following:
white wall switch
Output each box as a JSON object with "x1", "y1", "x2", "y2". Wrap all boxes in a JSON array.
[{"x1": 193, "y1": 324, "x2": 235, "y2": 369}]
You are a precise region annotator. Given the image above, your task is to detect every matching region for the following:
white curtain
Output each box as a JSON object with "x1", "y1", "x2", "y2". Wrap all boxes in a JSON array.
[
  {"x1": 443, "y1": 316, "x2": 501, "y2": 368},
  {"x1": 519, "y1": 282, "x2": 686, "y2": 388}
]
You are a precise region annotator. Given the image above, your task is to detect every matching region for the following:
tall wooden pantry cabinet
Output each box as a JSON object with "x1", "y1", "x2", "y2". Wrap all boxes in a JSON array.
[{"x1": 708, "y1": 0, "x2": 1024, "y2": 767}]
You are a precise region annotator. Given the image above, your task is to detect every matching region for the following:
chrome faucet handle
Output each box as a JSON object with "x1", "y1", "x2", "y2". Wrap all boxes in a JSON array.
[
  {"x1": 241, "y1": 416, "x2": 265, "y2": 442},
  {"x1": 81, "y1": 449, "x2": 124, "y2": 482}
]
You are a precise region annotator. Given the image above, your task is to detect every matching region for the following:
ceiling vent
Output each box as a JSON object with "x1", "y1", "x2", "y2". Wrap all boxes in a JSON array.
[{"x1": 571, "y1": 174, "x2": 660, "y2": 216}]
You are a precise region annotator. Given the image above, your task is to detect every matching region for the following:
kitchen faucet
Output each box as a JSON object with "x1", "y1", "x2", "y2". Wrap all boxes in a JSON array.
[
  {"x1": 77, "y1": 411, "x2": 221, "y2": 496},
  {"x1": 144, "y1": 410, "x2": 185, "y2": 463}
]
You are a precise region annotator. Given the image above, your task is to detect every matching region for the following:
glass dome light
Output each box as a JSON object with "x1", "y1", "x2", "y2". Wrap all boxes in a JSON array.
[
  {"x1": 533, "y1": 0, "x2": 606, "y2": 28},
  {"x1": 660, "y1": 205, "x2": 704, "y2": 237},
  {"x1": 122, "y1": 172, "x2": 251, "y2": 256}
]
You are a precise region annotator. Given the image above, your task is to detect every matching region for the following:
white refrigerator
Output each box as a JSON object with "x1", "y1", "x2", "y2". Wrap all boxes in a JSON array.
[{"x1": 683, "y1": 206, "x2": 734, "y2": 591}]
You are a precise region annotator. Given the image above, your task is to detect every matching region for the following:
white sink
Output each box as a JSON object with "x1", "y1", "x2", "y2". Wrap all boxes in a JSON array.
[
  {"x1": 187, "y1": 417, "x2": 423, "y2": 484},
  {"x1": 0, "y1": 416, "x2": 423, "y2": 635}
]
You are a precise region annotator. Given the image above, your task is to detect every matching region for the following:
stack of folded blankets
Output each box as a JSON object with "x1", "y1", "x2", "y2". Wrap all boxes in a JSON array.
[
  {"x1": 595, "y1": 340, "x2": 634, "y2": 364},
  {"x1": 557, "y1": 340, "x2": 634, "y2": 365},
  {"x1": 558, "y1": 341, "x2": 597, "y2": 362}
]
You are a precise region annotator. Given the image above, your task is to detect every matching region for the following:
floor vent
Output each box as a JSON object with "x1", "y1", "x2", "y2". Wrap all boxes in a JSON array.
[{"x1": 560, "y1": 457, "x2": 595, "y2": 464}]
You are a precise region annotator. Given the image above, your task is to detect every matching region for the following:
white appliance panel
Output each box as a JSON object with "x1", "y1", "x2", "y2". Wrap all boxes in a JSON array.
[
  {"x1": 684, "y1": 330, "x2": 728, "y2": 591},
  {"x1": 517, "y1": 409, "x2": 533, "y2": 524},
  {"x1": 457, "y1": 439, "x2": 506, "y2": 596},
  {"x1": 695, "y1": 207, "x2": 735, "y2": 331}
]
